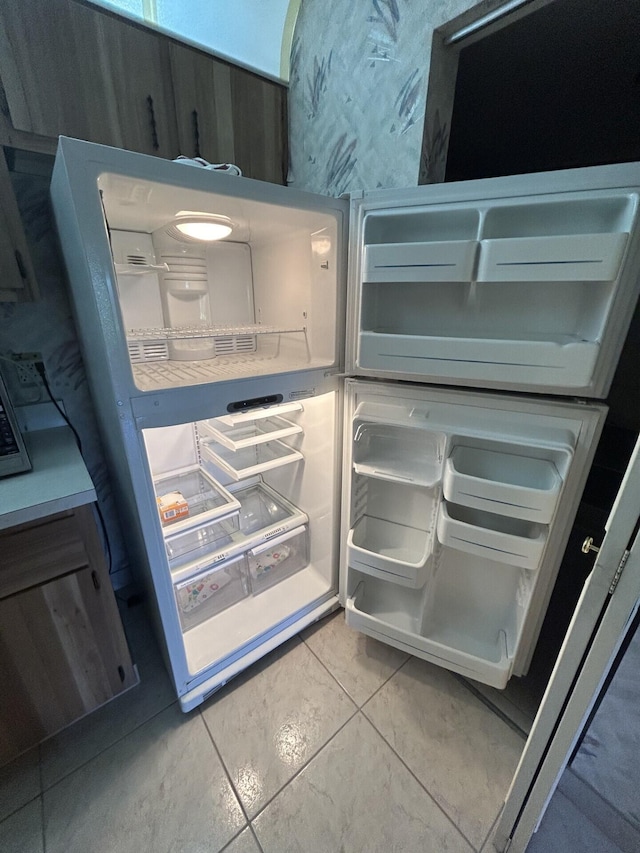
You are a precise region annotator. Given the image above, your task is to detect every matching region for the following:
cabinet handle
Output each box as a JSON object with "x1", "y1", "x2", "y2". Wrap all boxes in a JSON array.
[
  {"x1": 192, "y1": 109, "x2": 201, "y2": 158},
  {"x1": 91, "y1": 570, "x2": 101, "y2": 590},
  {"x1": 118, "y1": 665, "x2": 125, "y2": 682},
  {"x1": 147, "y1": 95, "x2": 160, "y2": 151},
  {"x1": 14, "y1": 249, "x2": 27, "y2": 280}
]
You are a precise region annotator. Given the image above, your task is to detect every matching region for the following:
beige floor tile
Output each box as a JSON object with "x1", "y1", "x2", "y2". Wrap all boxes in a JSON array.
[
  {"x1": 201, "y1": 638, "x2": 356, "y2": 818},
  {"x1": 302, "y1": 610, "x2": 409, "y2": 707},
  {"x1": 0, "y1": 799, "x2": 43, "y2": 853},
  {"x1": 0, "y1": 748, "x2": 40, "y2": 822},
  {"x1": 253, "y1": 712, "x2": 473, "y2": 853},
  {"x1": 364, "y1": 657, "x2": 524, "y2": 850},
  {"x1": 43, "y1": 704, "x2": 244, "y2": 853}
]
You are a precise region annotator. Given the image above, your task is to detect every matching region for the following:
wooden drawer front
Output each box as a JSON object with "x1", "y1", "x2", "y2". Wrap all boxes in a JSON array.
[
  {"x1": 0, "y1": 510, "x2": 89, "y2": 599},
  {"x1": 0, "y1": 566, "x2": 137, "y2": 766}
]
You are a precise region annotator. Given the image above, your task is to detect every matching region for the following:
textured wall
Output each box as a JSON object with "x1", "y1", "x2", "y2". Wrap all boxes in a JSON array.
[{"x1": 288, "y1": 0, "x2": 479, "y2": 195}]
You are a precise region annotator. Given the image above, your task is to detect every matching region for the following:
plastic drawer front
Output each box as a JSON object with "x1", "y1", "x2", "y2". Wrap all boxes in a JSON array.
[
  {"x1": 248, "y1": 526, "x2": 309, "y2": 595},
  {"x1": 363, "y1": 240, "x2": 478, "y2": 283},
  {"x1": 174, "y1": 554, "x2": 249, "y2": 631}
]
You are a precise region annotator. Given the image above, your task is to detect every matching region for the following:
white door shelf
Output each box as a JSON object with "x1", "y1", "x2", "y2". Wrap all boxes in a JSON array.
[
  {"x1": 248, "y1": 526, "x2": 309, "y2": 594},
  {"x1": 437, "y1": 503, "x2": 546, "y2": 570},
  {"x1": 346, "y1": 579, "x2": 511, "y2": 689},
  {"x1": 358, "y1": 332, "x2": 600, "y2": 388},
  {"x1": 443, "y1": 445, "x2": 563, "y2": 523},
  {"x1": 153, "y1": 466, "x2": 240, "y2": 536},
  {"x1": 201, "y1": 439, "x2": 303, "y2": 481},
  {"x1": 174, "y1": 553, "x2": 249, "y2": 632},
  {"x1": 347, "y1": 516, "x2": 432, "y2": 587},
  {"x1": 197, "y1": 414, "x2": 302, "y2": 451},
  {"x1": 353, "y1": 422, "x2": 445, "y2": 486},
  {"x1": 477, "y1": 232, "x2": 628, "y2": 282},
  {"x1": 363, "y1": 241, "x2": 478, "y2": 283}
]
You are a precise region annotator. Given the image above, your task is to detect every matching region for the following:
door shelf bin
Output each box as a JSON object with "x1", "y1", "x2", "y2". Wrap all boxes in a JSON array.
[
  {"x1": 174, "y1": 554, "x2": 249, "y2": 632},
  {"x1": 201, "y1": 439, "x2": 303, "y2": 481},
  {"x1": 477, "y1": 232, "x2": 628, "y2": 282},
  {"x1": 197, "y1": 415, "x2": 302, "y2": 451},
  {"x1": 165, "y1": 513, "x2": 240, "y2": 567},
  {"x1": 353, "y1": 422, "x2": 445, "y2": 486},
  {"x1": 153, "y1": 466, "x2": 240, "y2": 535},
  {"x1": 346, "y1": 581, "x2": 511, "y2": 689},
  {"x1": 443, "y1": 445, "x2": 562, "y2": 523},
  {"x1": 347, "y1": 516, "x2": 432, "y2": 587},
  {"x1": 437, "y1": 503, "x2": 546, "y2": 570},
  {"x1": 358, "y1": 332, "x2": 600, "y2": 389},
  {"x1": 248, "y1": 526, "x2": 309, "y2": 595},
  {"x1": 363, "y1": 240, "x2": 478, "y2": 283}
]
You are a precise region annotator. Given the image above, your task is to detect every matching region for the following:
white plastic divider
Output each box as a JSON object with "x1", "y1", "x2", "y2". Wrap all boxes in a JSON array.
[
  {"x1": 443, "y1": 445, "x2": 563, "y2": 523},
  {"x1": 363, "y1": 240, "x2": 478, "y2": 283},
  {"x1": 436, "y1": 502, "x2": 546, "y2": 570}
]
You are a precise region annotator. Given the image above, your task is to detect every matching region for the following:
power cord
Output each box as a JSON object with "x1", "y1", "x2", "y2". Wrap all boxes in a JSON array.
[{"x1": 35, "y1": 361, "x2": 114, "y2": 575}]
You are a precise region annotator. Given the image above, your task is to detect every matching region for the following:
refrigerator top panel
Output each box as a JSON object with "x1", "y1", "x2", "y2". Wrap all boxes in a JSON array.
[
  {"x1": 50, "y1": 137, "x2": 348, "y2": 405},
  {"x1": 346, "y1": 162, "x2": 640, "y2": 398}
]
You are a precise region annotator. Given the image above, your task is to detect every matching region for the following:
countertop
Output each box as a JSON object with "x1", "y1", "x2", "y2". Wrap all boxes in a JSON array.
[{"x1": 0, "y1": 426, "x2": 96, "y2": 530}]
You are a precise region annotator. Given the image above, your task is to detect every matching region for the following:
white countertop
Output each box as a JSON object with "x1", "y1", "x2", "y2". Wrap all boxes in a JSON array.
[{"x1": 0, "y1": 426, "x2": 96, "y2": 530}]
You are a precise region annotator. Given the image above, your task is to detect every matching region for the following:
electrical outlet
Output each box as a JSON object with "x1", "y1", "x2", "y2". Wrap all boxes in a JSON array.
[{"x1": 11, "y1": 352, "x2": 44, "y2": 388}]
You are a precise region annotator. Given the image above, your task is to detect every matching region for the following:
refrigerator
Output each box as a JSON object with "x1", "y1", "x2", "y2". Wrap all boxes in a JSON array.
[{"x1": 50, "y1": 137, "x2": 640, "y2": 710}]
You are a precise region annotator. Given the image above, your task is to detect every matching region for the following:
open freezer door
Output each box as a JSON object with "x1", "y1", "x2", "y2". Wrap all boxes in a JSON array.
[{"x1": 494, "y1": 435, "x2": 640, "y2": 852}]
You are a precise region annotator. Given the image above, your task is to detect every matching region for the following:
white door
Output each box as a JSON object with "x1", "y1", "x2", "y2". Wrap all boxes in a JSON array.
[{"x1": 494, "y1": 435, "x2": 640, "y2": 852}]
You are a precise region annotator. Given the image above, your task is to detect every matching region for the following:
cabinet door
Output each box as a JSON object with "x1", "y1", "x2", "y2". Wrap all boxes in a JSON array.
[{"x1": 230, "y1": 67, "x2": 287, "y2": 184}]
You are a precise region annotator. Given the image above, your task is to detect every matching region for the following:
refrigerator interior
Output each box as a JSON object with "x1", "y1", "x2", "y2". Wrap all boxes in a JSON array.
[
  {"x1": 99, "y1": 171, "x2": 342, "y2": 392},
  {"x1": 341, "y1": 381, "x2": 603, "y2": 689},
  {"x1": 348, "y1": 184, "x2": 640, "y2": 396},
  {"x1": 142, "y1": 392, "x2": 339, "y2": 678}
]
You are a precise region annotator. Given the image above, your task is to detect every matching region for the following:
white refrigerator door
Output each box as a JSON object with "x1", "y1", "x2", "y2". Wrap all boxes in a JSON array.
[
  {"x1": 339, "y1": 380, "x2": 606, "y2": 689},
  {"x1": 346, "y1": 162, "x2": 640, "y2": 398}
]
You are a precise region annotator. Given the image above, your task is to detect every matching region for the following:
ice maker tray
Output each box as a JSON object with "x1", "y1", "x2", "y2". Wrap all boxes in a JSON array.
[
  {"x1": 201, "y1": 439, "x2": 303, "y2": 481},
  {"x1": 153, "y1": 466, "x2": 240, "y2": 535},
  {"x1": 353, "y1": 422, "x2": 445, "y2": 486},
  {"x1": 443, "y1": 445, "x2": 562, "y2": 523}
]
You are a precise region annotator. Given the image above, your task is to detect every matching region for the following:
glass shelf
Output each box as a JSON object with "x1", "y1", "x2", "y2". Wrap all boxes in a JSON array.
[{"x1": 153, "y1": 466, "x2": 240, "y2": 536}]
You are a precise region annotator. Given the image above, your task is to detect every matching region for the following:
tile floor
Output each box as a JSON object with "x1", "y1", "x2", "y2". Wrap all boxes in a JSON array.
[{"x1": 0, "y1": 604, "x2": 526, "y2": 853}]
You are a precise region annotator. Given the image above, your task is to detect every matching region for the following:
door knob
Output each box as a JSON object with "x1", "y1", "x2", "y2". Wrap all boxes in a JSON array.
[{"x1": 581, "y1": 536, "x2": 601, "y2": 555}]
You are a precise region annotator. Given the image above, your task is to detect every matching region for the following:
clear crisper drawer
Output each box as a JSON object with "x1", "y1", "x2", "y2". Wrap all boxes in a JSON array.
[
  {"x1": 353, "y1": 422, "x2": 445, "y2": 486},
  {"x1": 248, "y1": 526, "x2": 309, "y2": 594},
  {"x1": 153, "y1": 466, "x2": 240, "y2": 535},
  {"x1": 234, "y1": 480, "x2": 308, "y2": 542},
  {"x1": 165, "y1": 513, "x2": 240, "y2": 567},
  {"x1": 443, "y1": 445, "x2": 563, "y2": 523},
  {"x1": 437, "y1": 503, "x2": 546, "y2": 570},
  {"x1": 197, "y1": 414, "x2": 302, "y2": 451},
  {"x1": 174, "y1": 554, "x2": 249, "y2": 632},
  {"x1": 201, "y1": 439, "x2": 303, "y2": 481}
]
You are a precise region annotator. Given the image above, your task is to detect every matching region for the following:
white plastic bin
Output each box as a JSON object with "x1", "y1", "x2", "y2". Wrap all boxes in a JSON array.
[{"x1": 363, "y1": 240, "x2": 478, "y2": 283}]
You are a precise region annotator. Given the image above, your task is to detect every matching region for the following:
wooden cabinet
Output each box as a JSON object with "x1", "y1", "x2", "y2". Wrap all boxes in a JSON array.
[
  {"x1": 0, "y1": 504, "x2": 137, "y2": 766},
  {"x1": 0, "y1": 148, "x2": 38, "y2": 301}
]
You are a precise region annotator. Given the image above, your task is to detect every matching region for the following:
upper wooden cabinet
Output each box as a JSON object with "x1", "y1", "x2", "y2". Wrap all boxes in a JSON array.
[{"x1": 0, "y1": 0, "x2": 286, "y2": 180}]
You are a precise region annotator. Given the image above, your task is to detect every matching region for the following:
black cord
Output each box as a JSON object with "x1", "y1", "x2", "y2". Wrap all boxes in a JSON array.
[{"x1": 35, "y1": 361, "x2": 114, "y2": 574}]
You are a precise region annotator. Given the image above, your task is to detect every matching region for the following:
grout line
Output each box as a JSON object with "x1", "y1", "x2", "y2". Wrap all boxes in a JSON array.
[
  {"x1": 361, "y1": 709, "x2": 478, "y2": 851},
  {"x1": 454, "y1": 674, "x2": 529, "y2": 740},
  {"x1": 199, "y1": 709, "x2": 251, "y2": 827},
  {"x1": 301, "y1": 640, "x2": 360, "y2": 706},
  {"x1": 479, "y1": 808, "x2": 502, "y2": 853},
  {"x1": 40, "y1": 698, "x2": 178, "y2": 794},
  {"x1": 249, "y1": 823, "x2": 265, "y2": 853}
]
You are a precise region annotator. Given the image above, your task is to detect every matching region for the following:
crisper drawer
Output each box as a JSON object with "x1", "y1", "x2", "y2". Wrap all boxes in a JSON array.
[
  {"x1": 248, "y1": 526, "x2": 309, "y2": 595},
  {"x1": 477, "y1": 232, "x2": 628, "y2": 282},
  {"x1": 165, "y1": 513, "x2": 240, "y2": 567},
  {"x1": 363, "y1": 240, "x2": 478, "y2": 283},
  {"x1": 174, "y1": 554, "x2": 249, "y2": 632},
  {"x1": 443, "y1": 445, "x2": 563, "y2": 523},
  {"x1": 437, "y1": 503, "x2": 546, "y2": 571},
  {"x1": 347, "y1": 516, "x2": 432, "y2": 588}
]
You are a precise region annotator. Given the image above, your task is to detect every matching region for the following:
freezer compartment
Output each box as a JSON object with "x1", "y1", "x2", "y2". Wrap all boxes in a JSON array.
[
  {"x1": 443, "y1": 443, "x2": 565, "y2": 523},
  {"x1": 437, "y1": 503, "x2": 546, "y2": 570},
  {"x1": 201, "y1": 439, "x2": 303, "y2": 481},
  {"x1": 174, "y1": 554, "x2": 250, "y2": 632},
  {"x1": 352, "y1": 421, "x2": 445, "y2": 486},
  {"x1": 153, "y1": 466, "x2": 240, "y2": 535},
  {"x1": 248, "y1": 526, "x2": 309, "y2": 594}
]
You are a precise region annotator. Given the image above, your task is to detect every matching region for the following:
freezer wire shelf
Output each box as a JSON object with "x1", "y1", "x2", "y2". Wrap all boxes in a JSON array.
[
  {"x1": 131, "y1": 354, "x2": 312, "y2": 390},
  {"x1": 126, "y1": 323, "x2": 306, "y2": 343}
]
